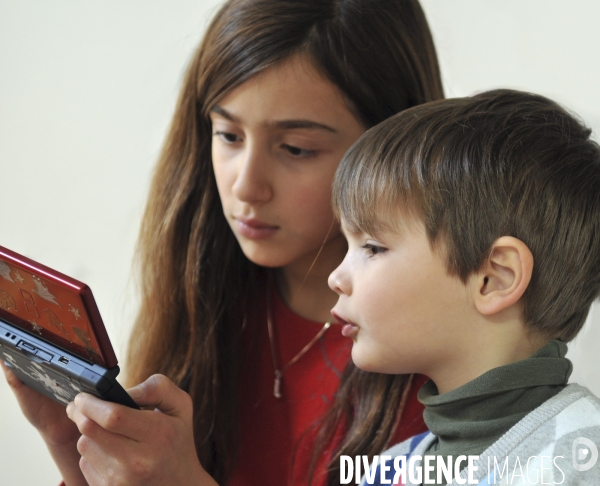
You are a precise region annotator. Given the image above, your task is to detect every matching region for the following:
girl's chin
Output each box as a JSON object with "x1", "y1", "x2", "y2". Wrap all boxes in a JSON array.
[{"x1": 238, "y1": 243, "x2": 294, "y2": 269}]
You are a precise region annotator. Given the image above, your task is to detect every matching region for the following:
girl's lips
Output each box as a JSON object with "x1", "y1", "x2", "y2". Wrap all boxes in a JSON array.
[
  {"x1": 331, "y1": 311, "x2": 359, "y2": 339},
  {"x1": 234, "y1": 216, "x2": 279, "y2": 239}
]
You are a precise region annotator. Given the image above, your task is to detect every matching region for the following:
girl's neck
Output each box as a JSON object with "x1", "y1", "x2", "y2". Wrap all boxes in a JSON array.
[{"x1": 274, "y1": 233, "x2": 346, "y2": 323}]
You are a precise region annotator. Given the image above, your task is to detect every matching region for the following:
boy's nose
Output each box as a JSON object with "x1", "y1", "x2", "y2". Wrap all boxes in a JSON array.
[{"x1": 328, "y1": 263, "x2": 350, "y2": 296}]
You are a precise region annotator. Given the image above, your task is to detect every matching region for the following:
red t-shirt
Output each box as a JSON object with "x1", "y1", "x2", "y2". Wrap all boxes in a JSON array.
[{"x1": 228, "y1": 286, "x2": 427, "y2": 486}]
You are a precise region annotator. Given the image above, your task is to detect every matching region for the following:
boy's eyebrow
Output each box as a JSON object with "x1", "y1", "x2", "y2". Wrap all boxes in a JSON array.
[{"x1": 210, "y1": 105, "x2": 338, "y2": 133}]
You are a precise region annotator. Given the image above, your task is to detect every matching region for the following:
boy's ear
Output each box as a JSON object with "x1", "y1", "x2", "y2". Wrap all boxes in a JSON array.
[{"x1": 471, "y1": 236, "x2": 533, "y2": 316}]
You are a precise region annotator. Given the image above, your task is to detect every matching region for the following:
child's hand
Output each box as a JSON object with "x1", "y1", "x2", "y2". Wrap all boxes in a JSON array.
[
  {"x1": 2, "y1": 360, "x2": 87, "y2": 485},
  {"x1": 1, "y1": 360, "x2": 80, "y2": 446},
  {"x1": 66, "y1": 373, "x2": 217, "y2": 486}
]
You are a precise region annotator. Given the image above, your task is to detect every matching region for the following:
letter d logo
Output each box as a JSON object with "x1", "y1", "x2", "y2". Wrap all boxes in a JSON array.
[{"x1": 572, "y1": 437, "x2": 598, "y2": 472}]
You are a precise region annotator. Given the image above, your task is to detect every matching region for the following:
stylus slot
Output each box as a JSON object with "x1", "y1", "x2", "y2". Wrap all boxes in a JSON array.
[
  {"x1": 15, "y1": 340, "x2": 53, "y2": 362},
  {"x1": 17, "y1": 340, "x2": 37, "y2": 353}
]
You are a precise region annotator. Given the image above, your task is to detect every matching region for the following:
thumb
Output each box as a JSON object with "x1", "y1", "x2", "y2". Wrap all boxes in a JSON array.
[{"x1": 127, "y1": 374, "x2": 192, "y2": 417}]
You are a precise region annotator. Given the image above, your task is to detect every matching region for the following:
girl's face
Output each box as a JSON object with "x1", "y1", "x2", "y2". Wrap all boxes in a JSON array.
[{"x1": 210, "y1": 55, "x2": 366, "y2": 271}]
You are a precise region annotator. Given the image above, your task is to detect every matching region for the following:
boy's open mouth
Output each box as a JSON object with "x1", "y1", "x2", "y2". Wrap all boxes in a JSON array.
[{"x1": 331, "y1": 310, "x2": 359, "y2": 338}]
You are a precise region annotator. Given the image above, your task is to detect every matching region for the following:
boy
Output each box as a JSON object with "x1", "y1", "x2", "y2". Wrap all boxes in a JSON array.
[{"x1": 328, "y1": 89, "x2": 600, "y2": 485}]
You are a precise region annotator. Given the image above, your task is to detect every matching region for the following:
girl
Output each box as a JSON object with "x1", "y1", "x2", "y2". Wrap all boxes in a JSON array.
[{"x1": 3, "y1": 0, "x2": 443, "y2": 484}]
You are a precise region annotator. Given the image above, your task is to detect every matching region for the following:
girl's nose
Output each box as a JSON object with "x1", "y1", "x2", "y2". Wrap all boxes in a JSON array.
[{"x1": 231, "y1": 144, "x2": 273, "y2": 203}]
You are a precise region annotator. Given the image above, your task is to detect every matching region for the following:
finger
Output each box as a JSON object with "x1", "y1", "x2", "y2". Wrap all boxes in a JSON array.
[
  {"x1": 1, "y1": 360, "x2": 24, "y2": 389},
  {"x1": 2, "y1": 360, "x2": 69, "y2": 430},
  {"x1": 2, "y1": 361, "x2": 43, "y2": 403},
  {"x1": 79, "y1": 452, "x2": 110, "y2": 486},
  {"x1": 126, "y1": 374, "x2": 193, "y2": 417},
  {"x1": 77, "y1": 432, "x2": 138, "y2": 486},
  {"x1": 68, "y1": 394, "x2": 148, "y2": 443},
  {"x1": 77, "y1": 433, "x2": 112, "y2": 473},
  {"x1": 69, "y1": 403, "x2": 162, "y2": 485},
  {"x1": 1, "y1": 360, "x2": 54, "y2": 407},
  {"x1": 0, "y1": 362, "x2": 36, "y2": 408},
  {"x1": 73, "y1": 410, "x2": 173, "y2": 486},
  {"x1": 78, "y1": 433, "x2": 164, "y2": 486}
]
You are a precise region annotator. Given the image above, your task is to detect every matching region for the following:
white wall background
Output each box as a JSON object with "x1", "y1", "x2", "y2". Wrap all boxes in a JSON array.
[{"x1": 1, "y1": 1, "x2": 599, "y2": 484}]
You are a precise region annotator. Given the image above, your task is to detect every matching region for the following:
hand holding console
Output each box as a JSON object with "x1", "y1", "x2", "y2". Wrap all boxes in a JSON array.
[
  {"x1": 66, "y1": 374, "x2": 217, "y2": 486},
  {"x1": 1, "y1": 247, "x2": 217, "y2": 485},
  {"x1": 2, "y1": 360, "x2": 86, "y2": 485}
]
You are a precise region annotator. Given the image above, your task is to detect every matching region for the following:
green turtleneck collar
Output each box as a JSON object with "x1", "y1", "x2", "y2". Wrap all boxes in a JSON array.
[{"x1": 418, "y1": 340, "x2": 572, "y2": 482}]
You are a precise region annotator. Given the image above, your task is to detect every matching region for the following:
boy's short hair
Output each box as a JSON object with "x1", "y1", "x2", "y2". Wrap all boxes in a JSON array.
[{"x1": 333, "y1": 89, "x2": 600, "y2": 342}]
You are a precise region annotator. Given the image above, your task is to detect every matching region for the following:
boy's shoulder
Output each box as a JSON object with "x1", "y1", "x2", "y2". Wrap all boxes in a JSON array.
[
  {"x1": 481, "y1": 384, "x2": 600, "y2": 485},
  {"x1": 539, "y1": 383, "x2": 600, "y2": 445},
  {"x1": 529, "y1": 382, "x2": 600, "y2": 433},
  {"x1": 532, "y1": 384, "x2": 600, "y2": 456},
  {"x1": 381, "y1": 384, "x2": 600, "y2": 454},
  {"x1": 364, "y1": 385, "x2": 600, "y2": 485}
]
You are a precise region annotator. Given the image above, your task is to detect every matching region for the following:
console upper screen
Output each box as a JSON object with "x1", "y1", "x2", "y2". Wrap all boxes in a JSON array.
[{"x1": 0, "y1": 246, "x2": 116, "y2": 368}]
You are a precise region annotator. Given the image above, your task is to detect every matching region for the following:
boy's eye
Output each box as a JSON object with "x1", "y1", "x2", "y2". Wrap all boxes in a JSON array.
[
  {"x1": 362, "y1": 243, "x2": 388, "y2": 257},
  {"x1": 282, "y1": 144, "x2": 317, "y2": 158},
  {"x1": 214, "y1": 131, "x2": 241, "y2": 143}
]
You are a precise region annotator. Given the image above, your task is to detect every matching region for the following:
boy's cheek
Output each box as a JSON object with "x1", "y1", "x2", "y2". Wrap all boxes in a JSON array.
[
  {"x1": 350, "y1": 334, "x2": 386, "y2": 372},
  {"x1": 350, "y1": 330, "x2": 412, "y2": 374}
]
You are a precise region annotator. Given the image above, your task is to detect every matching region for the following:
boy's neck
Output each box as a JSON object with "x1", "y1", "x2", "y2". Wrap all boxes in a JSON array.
[
  {"x1": 426, "y1": 310, "x2": 549, "y2": 395},
  {"x1": 418, "y1": 339, "x2": 571, "y2": 473}
]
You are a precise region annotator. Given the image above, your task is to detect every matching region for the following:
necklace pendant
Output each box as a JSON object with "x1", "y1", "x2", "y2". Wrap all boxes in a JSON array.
[{"x1": 274, "y1": 370, "x2": 282, "y2": 399}]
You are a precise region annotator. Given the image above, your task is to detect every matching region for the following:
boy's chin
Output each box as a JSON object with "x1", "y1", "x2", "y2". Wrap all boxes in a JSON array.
[
  {"x1": 351, "y1": 348, "x2": 400, "y2": 374},
  {"x1": 352, "y1": 343, "x2": 394, "y2": 373}
]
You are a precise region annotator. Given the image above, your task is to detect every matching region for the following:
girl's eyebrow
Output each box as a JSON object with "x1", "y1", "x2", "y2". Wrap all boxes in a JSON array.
[
  {"x1": 210, "y1": 105, "x2": 238, "y2": 121},
  {"x1": 210, "y1": 105, "x2": 338, "y2": 133},
  {"x1": 270, "y1": 119, "x2": 337, "y2": 133}
]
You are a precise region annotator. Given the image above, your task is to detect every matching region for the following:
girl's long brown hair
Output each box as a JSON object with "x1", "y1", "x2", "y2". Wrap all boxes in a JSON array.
[{"x1": 125, "y1": 0, "x2": 443, "y2": 483}]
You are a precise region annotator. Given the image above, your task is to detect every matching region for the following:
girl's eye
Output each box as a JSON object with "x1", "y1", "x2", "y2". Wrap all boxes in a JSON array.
[
  {"x1": 282, "y1": 144, "x2": 317, "y2": 158},
  {"x1": 214, "y1": 131, "x2": 241, "y2": 144},
  {"x1": 362, "y1": 244, "x2": 388, "y2": 257}
]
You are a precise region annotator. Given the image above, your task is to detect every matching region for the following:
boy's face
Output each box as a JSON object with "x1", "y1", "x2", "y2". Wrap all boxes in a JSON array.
[{"x1": 328, "y1": 214, "x2": 475, "y2": 376}]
